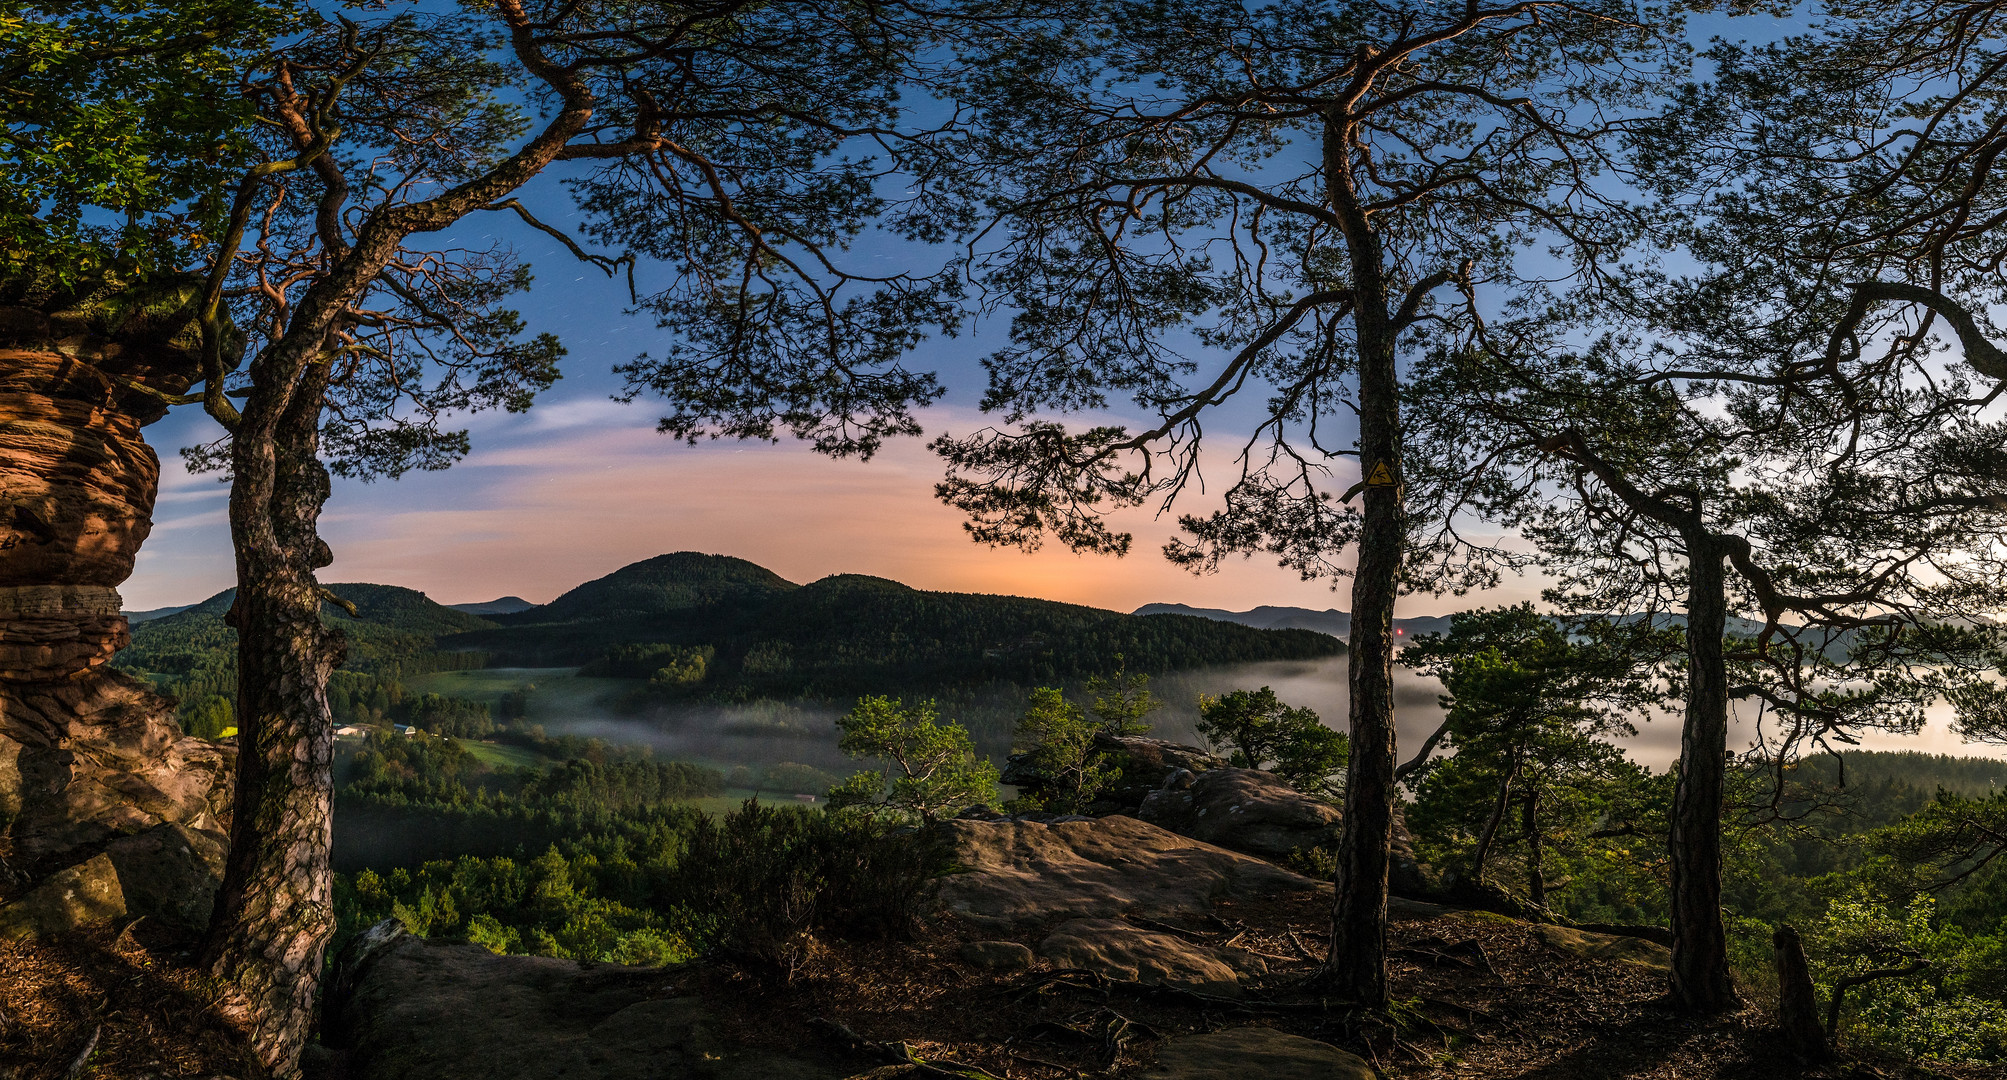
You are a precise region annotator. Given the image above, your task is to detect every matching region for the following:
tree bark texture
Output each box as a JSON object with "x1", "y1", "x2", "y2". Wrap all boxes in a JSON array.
[
  {"x1": 1670, "y1": 537, "x2": 1739, "y2": 1013},
  {"x1": 0, "y1": 278, "x2": 234, "y2": 878},
  {"x1": 1524, "y1": 787, "x2": 1545, "y2": 909},
  {"x1": 1773, "y1": 924, "x2": 1827, "y2": 1061},
  {"x1": 1472, "y1": 753, "x2": 1520, "y2": 882},
  {"x1": 201, "y1": 355, "x2": 343, "y2": 1077},
  {"x1": 1321, "y1": 114, "x2": 1401, "y2": 1009}
]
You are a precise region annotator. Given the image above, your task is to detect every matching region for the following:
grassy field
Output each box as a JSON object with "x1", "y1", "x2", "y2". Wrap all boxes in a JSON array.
[
  {"x1": 687, "y1": 789, "x2": 822, "y2": 815},
  {"x1": 403, "y1": 667, "x2": 578, "y2": 704},
  {"x1": 456, "y1": 740, "x2": 547, "y2": 770}
]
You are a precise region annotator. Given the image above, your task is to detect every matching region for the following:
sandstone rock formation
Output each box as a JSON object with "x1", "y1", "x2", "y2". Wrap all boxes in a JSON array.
[
  {"x1": 1137, "y1": 766, "x2": 1341, "y2": 862},
  {"x1": 103, "y1": 820, "x2": 228, "y2": 930},
  {"x1": 0, "y1": 275, "x2": 236, "y2": 878},
  {"x1": 323, "y1": 921, "x2": 843, "y2": 1080},
  {"x1": 935, "y1": 815, "x2": 1320, "y2": 930},
  {"x1": 1036, "y1": 917, "x2": 1265, "y2": 996},
  {"x1": 0, "y1": 851, "x2": 124, "y2": 940},
  {"x1": 1531, "y1": 923, "x2": 1673, "y2": 972}
]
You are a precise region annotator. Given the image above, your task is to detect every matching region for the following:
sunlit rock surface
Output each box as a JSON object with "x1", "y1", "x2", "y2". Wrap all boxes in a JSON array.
[
  {"x1": 0, "y1": 276, "x2": 235, "y2": 875},
  {"x1": 936, "y1": 815, "x2": 1320, "y2": 930}
]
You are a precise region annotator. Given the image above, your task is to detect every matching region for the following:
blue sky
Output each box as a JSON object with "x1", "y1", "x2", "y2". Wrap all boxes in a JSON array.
[{"x1": 119, "y1": 3, "x2": 1794, "y2": 614}]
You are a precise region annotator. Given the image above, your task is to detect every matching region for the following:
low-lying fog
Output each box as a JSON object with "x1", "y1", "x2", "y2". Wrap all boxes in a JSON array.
[{"x1": 482, "y1": 657, "x2": 2007, "y2": 780}]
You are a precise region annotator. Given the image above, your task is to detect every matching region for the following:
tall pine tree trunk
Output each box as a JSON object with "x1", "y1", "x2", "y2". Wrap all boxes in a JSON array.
[
  {"x1": 1524, "y1": 786, "x2": 1545, "y2": 908},
  {"x1": 1669, "y1": 535, "x2": 1738, "y2": 1013},
  {"x1": 1322, "y1": 109, "x2": 1401, "y2": 1006},
  {"x1": 201, "y1": 358, "x2": 342, "y2": 1075}
]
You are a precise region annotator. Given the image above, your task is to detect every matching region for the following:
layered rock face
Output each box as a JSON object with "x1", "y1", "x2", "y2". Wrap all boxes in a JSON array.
[{"x1": 0, "y1": 276, "x2": 235, "y2": 877}]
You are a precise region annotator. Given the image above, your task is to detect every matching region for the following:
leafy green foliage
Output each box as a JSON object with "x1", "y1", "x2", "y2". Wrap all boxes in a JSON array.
[
  {"x1": 1084, "y1": 655, "x2": 1161, "y2": 736},
  {"x1": 1808, "y1": 887, "x2": 2007, "y2": 1062},
  {"x1": 1195, "y1": 687, "x2": 1348, "y2": 797},
  {"x1": 1007, "y1": 687, "x2": 1118, "y2": 814},
  {"x1": 827, "y1": 696, "x2": 998, "y2": 823},
  {"x1": 582, "y1": 643, "x2": 713, "y2": 684},
  {"x1": 1398, "y1": 606, "x2": 1668, "y2": 897},
  {"x1": 0, "y1": 0, "x2": 301, "y2": 280},
  {"x1": 336, "y1": 845, "x2": 692, "y2": 968},
  {"x1": 659, "y1": 801, "x2": 950, "y2": 983}
]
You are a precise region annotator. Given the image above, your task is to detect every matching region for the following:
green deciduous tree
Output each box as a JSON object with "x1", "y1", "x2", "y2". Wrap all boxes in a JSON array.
[
  {"x1": 1084, "y1": 655, "x2": 1161, "y2": 736},
  {"x1": 829, "y1": 695, "x2": 999, "y2": 824},
  {"x1": 1008, "y1": 686, "x2": 1118, "y2": 813},
  {"x1": 1196, "y1": 687, "x2": 1348, "y2": 798}
]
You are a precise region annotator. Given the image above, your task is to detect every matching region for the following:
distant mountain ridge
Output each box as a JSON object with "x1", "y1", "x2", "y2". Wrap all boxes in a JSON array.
[
  {"x1": 448, "y1": 552, "x2": 1342, "y2": 699},
  {"x1": 447, "y1": 596, "x2": 537, "y2": 616},
  {"x1": 118, "y1": 554, "x2": 1341, "y2": 714},
  {"x1": 1135, "y1": 603, "x2": 1454, "y2": 640}
]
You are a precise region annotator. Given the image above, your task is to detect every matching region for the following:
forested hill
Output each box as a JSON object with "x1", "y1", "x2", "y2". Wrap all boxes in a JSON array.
[
  {"x1": 116, "y1": 585, "x2": 499, "y2": 736},
  {"x1": 443, "y1": 552, "x2": 1342, "y2": 698}
]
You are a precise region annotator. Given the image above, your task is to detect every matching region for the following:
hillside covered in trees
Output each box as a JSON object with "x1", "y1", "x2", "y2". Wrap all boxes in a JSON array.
[{"x1": 116, "y1": 552, "x2": 1340, "y2": 736}]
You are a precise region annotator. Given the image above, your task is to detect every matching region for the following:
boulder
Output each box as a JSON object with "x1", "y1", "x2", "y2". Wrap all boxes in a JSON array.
[
  {"x1": 958, "y1": 940, "x2": 1036, "y2": 971},
  {"x1": 1532, "y1": 924, "x2": 1672, "y2": 972},
  {"x1": 1037, "y1": 918, "x2": 1263, "y2": 997},
  {"x1": 1134, "y1": 767, "x2": 1439, "y2": 898},
  {"x1": 1137, "y1": 768, "x2": 1340, "y2": 862},
  {"x1": 1138, "y1": 1027, "x2": 1377, "y2": 1079},
  {"x1": 0, "y1": 670, "x2": 233, "y2": 867},
  {"x1": 1003, "y1": 736, "x2": 1228, "y2": 810},
  {"x1": 936, "y1": 815, "x2": 1319, "y2": 930},
  {"x1": 0, "y1": 852, "x2": 125, "y2": 940},
  {"x1": 102, "y1": 821, "x2": 227, "y2": 930},
  {"x1": 326, "y1": 921, "x2": 842, "y2": 1080}
]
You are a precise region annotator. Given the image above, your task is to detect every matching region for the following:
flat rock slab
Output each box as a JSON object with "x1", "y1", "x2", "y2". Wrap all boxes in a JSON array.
[
  {"x1": 1038, "y1": 918, "x2": 1262, "y2": 997},
  {"x1": 331, "y1": 929, "x2": 841, "y2": 1080},
  {"x1": 1533, "y1": 924, "x2": 1672, "y2": 972},
  {"x1": 1137, "y1": 1026, "x2": 1377, "y2": 1079},
  {"x1": 937, "y1": 816, "x2": 1320, "y2": 930},
  {"x1": 0, "y1": 852, "x2": 124, "y2": 941}
]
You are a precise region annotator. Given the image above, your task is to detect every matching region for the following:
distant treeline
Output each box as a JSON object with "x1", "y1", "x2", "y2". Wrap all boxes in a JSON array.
[
  {"x1": 333, "y1": 733, "x2": 721, "y2": 871},
  {"x1": 453, "y1": 572, "x2": 1341, "y2": 703}
]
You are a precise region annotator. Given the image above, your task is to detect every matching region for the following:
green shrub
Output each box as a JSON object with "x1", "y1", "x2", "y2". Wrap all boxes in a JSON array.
[{"x1": 659, "y1": 800, "x2": 951, "y2": 983}]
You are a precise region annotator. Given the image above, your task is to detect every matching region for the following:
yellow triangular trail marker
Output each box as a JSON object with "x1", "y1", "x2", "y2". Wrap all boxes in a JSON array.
[{"x1": 1365, "y1": 461, "x2": 1396, "y2": 486}]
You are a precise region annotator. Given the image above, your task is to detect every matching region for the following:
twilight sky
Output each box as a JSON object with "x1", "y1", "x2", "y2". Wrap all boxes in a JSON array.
[
  {"x1": 118, "y1": 6, "x2": 1790, "y2": 615},
  {"x1": 127, "y1": 364, "x2": 1545, "y2": 615}
]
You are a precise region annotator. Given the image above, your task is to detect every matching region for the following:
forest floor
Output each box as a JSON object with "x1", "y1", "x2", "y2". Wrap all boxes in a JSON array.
[
  {"x1": 683, "y1": 889, "x2": 2005, "y2": 1080},
  {"x1": 3, "y1": 894, "x2": 2001, "y2": 1079}
]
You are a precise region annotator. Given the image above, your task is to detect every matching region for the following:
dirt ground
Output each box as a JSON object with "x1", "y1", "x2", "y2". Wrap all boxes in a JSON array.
[{"x1": 4, "y1": 894, "x2": 2000, "y2": 1080}]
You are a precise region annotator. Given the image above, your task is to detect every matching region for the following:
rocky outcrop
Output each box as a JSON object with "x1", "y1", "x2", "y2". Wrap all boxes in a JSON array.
[
  {"x1": 0, "y1": 275, "x2": 237, "y2": 875},
  {"x1": 1139, "y1": 1027, "x2": 1377, "y2": 1080},
  {"x1": 1005, "y1": 735, "x2": 1229, "y2": 811},
  {"x1": 1037, "y1": 918, "x2": 1265, "y2": 997},
  {"x1": 1130, "y1": 766, "x2": 1439, "y2": 898},
  {"x1": 0, "y1": 851, "x2": 124, "y2": 940},
  {"x1": 935, "y1": 815, "x2": 1320, "y2": 930},
  {"x1": 103, "y1": 821, "x2": 228, "y2": 930},
  {"x1": 1007, "y1": 734, "x2": 1439, "y2": 897},
  {"x1": 1138, "y1": 767, "x2": 1340, "y2": 862},
  {"x1": 323, "y1": 921, "x2": 843, "y2": 1080}
]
